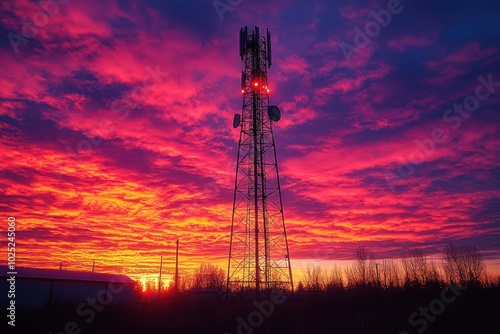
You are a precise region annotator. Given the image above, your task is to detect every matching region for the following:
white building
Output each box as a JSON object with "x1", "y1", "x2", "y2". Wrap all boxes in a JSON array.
[{"x1": 0, "y1": 266, "x2": 136, "y2": 309}]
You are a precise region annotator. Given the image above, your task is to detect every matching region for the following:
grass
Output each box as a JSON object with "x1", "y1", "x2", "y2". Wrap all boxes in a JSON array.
[{"x1": 15, "y1": 286, "x2": 500, "y2": 334}]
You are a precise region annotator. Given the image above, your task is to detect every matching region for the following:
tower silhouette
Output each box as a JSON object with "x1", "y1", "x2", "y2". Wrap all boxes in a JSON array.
[{"x1": 226, "y1": 26, "x2": 293, "y2": 296}]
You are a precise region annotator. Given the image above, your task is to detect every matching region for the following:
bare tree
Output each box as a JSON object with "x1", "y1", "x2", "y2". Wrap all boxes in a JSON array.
[
  {"x1": 369, "y1": 260, "x2": 382, "y2": 287},
  {"x1": 324, "y1": 264, "x2": 344, "y2": 291},
  {"x1": 296, "y1": 280, "x2": 306, "y2": 293},
  {"x1": 356, "y1": 246, "x2": 369, "y2": 286},
  {"x1": 345, "y1": 246, "x2": 376, "y2": 288},
  {"x1": 443, "y1": 243, "x2": 485, "y2": 286},
  {"x1": 191, "y1": 263, "x2": 225, "y2": 290},
  {"x1": 494, "y1": 274, "x2": 500, "y2": 288},
  {"x1": 482, "y1": 272, "x2": 500, "y2": 288},
  {"x1": 425, "y1": 260, "x2": 443, "y2": 288},
  {"x1": 133, "y1": 280, "x2": 143, "y2": 298},
  {"x1": 345, "y1": 264, "x2": 357, "y2": 289},
  {"x1": 303, "y1": 265, "x2": 326, "y2": 292},
  {"x1": 144, "y1": 279, "x2": 158, "y2": 295},
  {"x1": 380, "y1": 259, "x2": 402, "y2": 289},
  {"x1": 402, "y1": 249, "x2": 428, "y2": 288}
]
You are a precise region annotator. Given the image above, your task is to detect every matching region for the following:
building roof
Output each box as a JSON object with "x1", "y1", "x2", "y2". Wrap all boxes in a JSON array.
[{"x1": 0, "y1": 266, "x2": 135, "y2": 284}]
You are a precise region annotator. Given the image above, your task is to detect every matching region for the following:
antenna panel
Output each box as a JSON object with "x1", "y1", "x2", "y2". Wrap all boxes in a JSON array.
[
  {"x1": 239, "y1": 27, "x2": 246, "y2": 59},
  {"x1": 233, "y1": 113, "x2": 241, "y2": 128},
  {"x1": 267, "y1": 29, "x2": 272, "y2": 68}
]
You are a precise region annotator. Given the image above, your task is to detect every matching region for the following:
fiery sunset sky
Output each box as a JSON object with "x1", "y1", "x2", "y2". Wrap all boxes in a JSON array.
[{"x1": 1, "y1": 0, "x2": 499, "y2": 282}]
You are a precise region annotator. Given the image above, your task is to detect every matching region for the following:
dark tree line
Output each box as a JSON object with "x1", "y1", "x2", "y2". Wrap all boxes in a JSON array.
[
  {"x1": 142, "y1": 243, "x2": 497, "y2": 297},
  {"x1": 142, "y1": 263, "x2": 226, "y2": 296},
  {"x1": 297, "y1": 243, "x2": 498, "y2": 292}
]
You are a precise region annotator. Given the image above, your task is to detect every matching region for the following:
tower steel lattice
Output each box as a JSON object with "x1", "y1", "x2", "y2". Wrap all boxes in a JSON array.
[{"x1": 226, "y1": 26, "x2": 293, "y2": 296}]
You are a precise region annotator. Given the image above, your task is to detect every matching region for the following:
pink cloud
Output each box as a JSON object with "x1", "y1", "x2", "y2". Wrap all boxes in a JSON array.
[
  {"x1": 387, "y1": 34, "x2": 437, "y2": 52},
  {"x1": 426, "y1": 42, "x2": 497, "y2": 85}
]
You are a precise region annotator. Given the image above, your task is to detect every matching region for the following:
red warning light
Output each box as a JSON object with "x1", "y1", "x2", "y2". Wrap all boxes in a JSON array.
[{"x1": 254, "y1": 82, "x2": 259, "y2": 87}]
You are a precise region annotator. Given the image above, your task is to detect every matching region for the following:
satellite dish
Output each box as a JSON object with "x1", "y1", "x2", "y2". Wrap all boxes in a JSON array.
[
  {"x1": 267, "y1": 105, "x2": 281, "y2": 122},
  {"x1": 233, "y1": 113, "x2": 241, "y2": 128}
]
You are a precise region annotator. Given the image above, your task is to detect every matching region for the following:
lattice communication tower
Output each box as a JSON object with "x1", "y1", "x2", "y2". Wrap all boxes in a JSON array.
[{"x1": 226, "y1": 26, "x2": 293, "y2": 296}]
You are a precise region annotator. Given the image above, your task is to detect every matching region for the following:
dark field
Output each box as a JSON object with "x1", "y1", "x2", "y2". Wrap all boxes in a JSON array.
[{"x1": 13, "y1": 287, "x2": 500, "y2": 334}]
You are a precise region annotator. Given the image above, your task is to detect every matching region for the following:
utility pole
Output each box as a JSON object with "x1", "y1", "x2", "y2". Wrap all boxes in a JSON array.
[
  {"x1": 158, "y1": 256, "x2": 163, "y2": 300},
  {"x1": 175, "y1": 239, "x2": 179, "y2": 294},
  {"x1": 92, "y1": 261, "x2": 95, "y2": 273}
]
